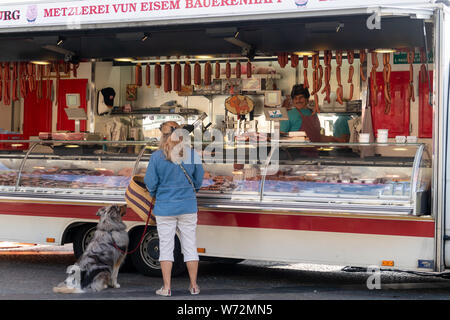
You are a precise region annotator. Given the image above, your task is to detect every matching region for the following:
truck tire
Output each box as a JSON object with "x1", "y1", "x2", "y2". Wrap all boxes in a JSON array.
[
  {"x1": 73, "y1": 224, "x2": 96, "y2": 259},
  {"x1": 129, "y1": 226, "x2": 186, "y2": 277}
]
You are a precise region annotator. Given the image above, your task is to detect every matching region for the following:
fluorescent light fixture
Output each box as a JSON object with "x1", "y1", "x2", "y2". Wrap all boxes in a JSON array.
[
  {"x1": 114, "y1": 57, "x2": 135, "y2": 62},
  {"x1": 374, "y1": 48, "x2": 396, "y2": 53},
  {"x1": 294, "y1": 51, "x2": 316, "y2": 56},
  {"x1": 195, "y1": 55, "x2": 215, "y2": 59},
  {"x1": 31, "y1": 61, "x2": 51, "y2": 65}
]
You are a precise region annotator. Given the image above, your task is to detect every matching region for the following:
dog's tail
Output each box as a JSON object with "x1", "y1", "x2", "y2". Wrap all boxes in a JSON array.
[
  {"x1": 52, "y1": 285, "x2": 84, "y2": 294},
  {"x1": 52, "y1": 265, "x2": 84, "y2": 294}
]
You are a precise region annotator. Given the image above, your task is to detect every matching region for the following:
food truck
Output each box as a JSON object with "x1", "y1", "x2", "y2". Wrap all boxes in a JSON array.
[{"x1": 0, "y1": 0, "x2": 448, "y2": 277}]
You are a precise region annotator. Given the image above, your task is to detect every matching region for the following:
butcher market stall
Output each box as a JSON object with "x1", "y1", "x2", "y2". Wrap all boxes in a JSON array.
[{"x1": 0, "y1": 0, "x2": 447, "y2": 275}]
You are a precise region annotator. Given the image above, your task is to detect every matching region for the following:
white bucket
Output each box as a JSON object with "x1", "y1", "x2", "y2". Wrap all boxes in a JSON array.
[
  {"x1": 377, "y1": 129, "x2": 388, "y2": 143},
  {"x1": 359, "y1": 133, "x2": 370, "y2": 143}
]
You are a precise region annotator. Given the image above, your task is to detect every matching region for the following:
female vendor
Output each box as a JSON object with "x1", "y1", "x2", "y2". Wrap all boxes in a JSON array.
[{"x1": 280, "y1": 84, "x2": 340, "y2": 142}]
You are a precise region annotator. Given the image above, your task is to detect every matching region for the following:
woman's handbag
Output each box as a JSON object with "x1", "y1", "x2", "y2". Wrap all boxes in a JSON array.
[{"x1": 125, "y1": 175, "x2": 156, "y2": 225}]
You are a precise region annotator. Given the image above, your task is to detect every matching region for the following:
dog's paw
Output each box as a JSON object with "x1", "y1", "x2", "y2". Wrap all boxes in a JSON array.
[{"x1": 113, "y1": 283, "x2": 121, "y2": 289}]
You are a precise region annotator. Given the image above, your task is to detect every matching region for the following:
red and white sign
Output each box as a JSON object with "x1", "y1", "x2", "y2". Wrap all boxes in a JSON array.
[{"x1": 0, "y1": 0, "x2": 434, "y2": 29}]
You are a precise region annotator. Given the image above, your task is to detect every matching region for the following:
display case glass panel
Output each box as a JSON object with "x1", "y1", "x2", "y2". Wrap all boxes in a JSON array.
[{"x1": 261, "y1": 143, "x2": 429, "y2": 208}]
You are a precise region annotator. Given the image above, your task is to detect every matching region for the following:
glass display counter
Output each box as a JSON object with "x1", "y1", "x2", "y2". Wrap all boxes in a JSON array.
[{"x1": 0, "y1": 140, "x2": 432, "y2": 215}]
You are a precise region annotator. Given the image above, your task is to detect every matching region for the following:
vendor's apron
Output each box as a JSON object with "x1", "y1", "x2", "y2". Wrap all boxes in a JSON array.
[{"x1": 299, "y1": 112, "x2": 321, "y2": 142}]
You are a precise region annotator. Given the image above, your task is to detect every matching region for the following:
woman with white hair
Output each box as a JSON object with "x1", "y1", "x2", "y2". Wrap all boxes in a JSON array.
[{"x1": 144, "y1": 121, "x2": 204, "y2": 297}]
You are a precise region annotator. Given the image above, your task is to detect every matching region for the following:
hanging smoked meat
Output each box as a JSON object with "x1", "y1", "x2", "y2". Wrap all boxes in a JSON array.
[
  {"x1": 12, "y1": 62, "x2": 18, "y2": 102},
  {"x1": 4, "y1": 63, "x2": 10, "y2": 105},
  {"x1": 303, "y1": 55, "x2": 309, "y2": 88},
  {"x1": 407, "y1": 50, "x2": 415, "y2": 104},
  {"x1": 277, "y1": 53, "x2": 288, "y2": 68},
  {"x1": 146, "y1": 63, "x2": 151, "y2": 87},
  {"x1": 184, "y1": 62, "x2": 191, "y2": 86},
  {"x1": 290, "y1": 54, "x2": 299, "y2": 68},
  {"x1": 321, "y1": 50, "x2": 332, "y2": 104},
  {"x1": 235, "y1": 61, "x2": 241, "y2": 79},
  {"x1": 72, "y1": 63, "x2": 79, "y2": 78},
  {"x1": 420, "y1": 48, "x2": 428, "y2": 84},
  {"x1": 246, "y1": 60, "x2": 252, "y2": 78},
  {"x1": 311, "y1": 54, "x2": 321, "y2": 114},
  {"x1": 382, "y1": 53, "x2": 392, "y2": 113},
  {"x1": 19, "y1": 62, "x2": 27, "y2": 99},
  {"x1": 164, "y1": 63, "x2": 172, "y2": 93},
  {"x1": 347, "y1": 50, "x2": 355, "y2": 101},
  {"x1": 154, "y1": 62, "x2": 162, "y2": 88},
  {"x1": 225, "y1": 61, "x2": 231, "y2": 79},
  {"x1": 135, "y1": 64, "x2": 142, "y2": 87},
  {"x1": 204, "y1": 61, "x2": 212, "y2": 86},
  {"x1": 215, "y1": 61, "x2": 220, "y2": 79},
  {"x1": 335, "y1": 51, "x2": 343, "y2": 105},
  {"x1": 370, "y1": 52, "x2": 379, "y2": 108},
  {"x1": 194, "y1": 62, "x2": 201, "y2": 86},
  {"x1": 359, "y1": 49, "x2": 367, "y2": 81},
  {"x1": 173, "y1": 62, "x2": 181, "y2": 92}
]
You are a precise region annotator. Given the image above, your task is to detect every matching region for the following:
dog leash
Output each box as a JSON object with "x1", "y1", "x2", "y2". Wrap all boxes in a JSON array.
[{"x1": 113, "y1": 208, "x2": 152, "y2": 255}]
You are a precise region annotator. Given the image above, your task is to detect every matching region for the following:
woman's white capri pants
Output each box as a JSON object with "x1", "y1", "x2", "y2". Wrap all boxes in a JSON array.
[{"x1": 155, "y1": 213, "x2": 199, "y2": 262}]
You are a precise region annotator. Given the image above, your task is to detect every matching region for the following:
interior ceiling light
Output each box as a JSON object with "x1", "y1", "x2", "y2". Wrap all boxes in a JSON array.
[
  {"x1": 195, "y1": 55, "x2": 215, "y2": 59},
  {"x1": 374, "y1": 48, "x2": 397, "y2": 53},
  {"x1": 294, "y1": 51, "x2": 316, "y2": 56},
  {"x1": 114, "y1": 57, "x2": 135, "y2": 62},
  {"x1": 56, "y1": 36, "x2": 65, "y2": 46},
  {"x1": 31, "y1": 61, "x2": 51, "y2": 65}
]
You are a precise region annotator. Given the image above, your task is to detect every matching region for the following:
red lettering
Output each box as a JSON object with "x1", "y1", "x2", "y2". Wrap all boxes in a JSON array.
[
  {"x1": 186, "y1": 0, "x2": 193, "y2": 8},
  {"x1": 170, "y1": 0, "x2": 180, "y2": 9},
  {"x1": 141, "y1": 2, "x2": 149, "y2": 11}
]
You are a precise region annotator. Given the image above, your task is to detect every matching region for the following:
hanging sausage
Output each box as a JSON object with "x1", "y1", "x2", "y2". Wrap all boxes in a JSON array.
[
  {"x1": 12, "y1": 62, "x2": 18, "y2": 102},
  {"x1": 146, "y1": 63, "x2": 151, "y2": 87},
  {"x1": 235, "y1": 61, "x2": 241, "y2": 79},
  {"x1": 184, "y1": 62, "x2": 191, "y2": 86},
  {"x1": 4, "y1": 63, "x2": 10, "y2": 105},
  {"x1": 370, "y1": 52, "x2": 379, "y2": 108},
  {"x1": 321, "y1": 50, "x2": 332, "y2": 104},
  {"x1": 277, "y1": 53, "x2": 288, "y2": 68},
  {"x1": 204, "y1": 61, "x2": 212, "y2": 86},
  {"x1": 311, "y1": 53, "x2": 321, "y2": 114},
  {"x1": 347, "y1": 50, "x2": 354, "y2": 101},
  {"x1": 194, "y1": 62, "x2": 201, "y2": 86},
  {"x1": 407, "y1": 50, "x2": 415, "y2": 104},
  {"x1": 335, "y1": 50, "x2": 343, "y2": 105},
  {"x1": 164, "y1": 63, "x2": 172, "y2": 93},
  {"x1": 72, "y1": 63, "x2": 79, "y2": 78},
  {"x1": 359, "y1": 49, "x2": 366, "y2": 81},
  {"x1": 303, "y1": 55, "x2": 309, "y2": 88},
  {"x1": 290, "y1": 53, "x2": 299, "y2": 68},
  {"x1": 173, "y1": 62, "x2": 181, "y2": 92},
  {"x1": 383, "y1": 53, "x2": 392, "y2": 114},
  {"x1": 215, "y1": 61, "x2": 220, "y2": 79},
  {"x1": 246, "y1": 60, "x2": 252, "y2": 78},
  {"x1": 225, "y1": 61, "x2": 231, "y2": 79},
  {"x1": 154, "y1": 62, "x2": 162, "y2": 88},
  {"x1": 135, "y1": 64, "x2": 142, "y2": 87},
  {"x1": 420, "y1": 48, "x2": 428, "y2": 84}
]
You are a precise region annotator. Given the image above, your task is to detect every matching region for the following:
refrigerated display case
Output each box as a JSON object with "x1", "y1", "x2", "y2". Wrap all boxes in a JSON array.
[
  {"x1": 195, "y1": 142, "x2": 432, "y2": 216},
  {"x1": 0, "y1": 140, "x2": 431, "y2": 216}
]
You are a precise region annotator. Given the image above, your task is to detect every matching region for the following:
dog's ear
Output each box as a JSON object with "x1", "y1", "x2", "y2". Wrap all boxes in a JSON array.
[{"x1": 96, "y1": 206, "x2": 108, "y2": 216}]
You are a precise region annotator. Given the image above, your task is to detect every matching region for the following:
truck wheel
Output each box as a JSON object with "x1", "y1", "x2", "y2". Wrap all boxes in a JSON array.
[
  {"x1": 73, "y1": 224, "x2": 96, "y2": 259},
  {"x1": 129, "y1": 227, "x2": 186, "y2": 277}
]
